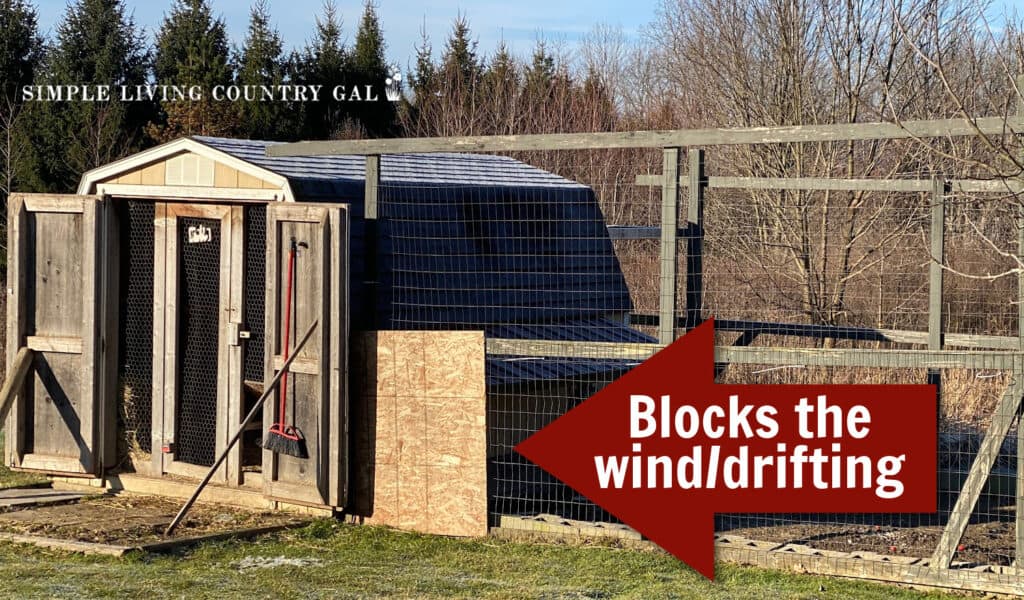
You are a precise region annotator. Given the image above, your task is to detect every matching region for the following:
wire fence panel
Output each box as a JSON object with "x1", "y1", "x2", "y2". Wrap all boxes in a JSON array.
[{"x1": 369, "y1": 145, "x2": 1023, "y2": 592}]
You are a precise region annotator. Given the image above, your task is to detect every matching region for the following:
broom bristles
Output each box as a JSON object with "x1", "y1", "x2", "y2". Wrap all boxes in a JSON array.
[{"x1": 260, "y1": 430, "x2": 309, "y2": 459}]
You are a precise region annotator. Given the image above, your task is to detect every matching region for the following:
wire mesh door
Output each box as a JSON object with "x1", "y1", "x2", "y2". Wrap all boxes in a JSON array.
[{"x1": 152, "y1": 203, "x2": 244, "y2": 482}]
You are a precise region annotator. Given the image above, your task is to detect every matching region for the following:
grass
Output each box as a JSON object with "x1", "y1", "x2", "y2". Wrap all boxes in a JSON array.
[
  {"x1": 0, "y1": 434, "x2": 46, "y2": 490},
  {"x1": 0, "y1": 441, "x2": 965, "y2": 599},
  {"x1": 0, "y1": 519, "x2": 967, "y2": 599}
]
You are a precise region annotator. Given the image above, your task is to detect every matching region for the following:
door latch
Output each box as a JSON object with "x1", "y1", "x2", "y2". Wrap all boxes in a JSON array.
[{"x1": 227, "y1": 322, "x2": 250, "y2": 346}]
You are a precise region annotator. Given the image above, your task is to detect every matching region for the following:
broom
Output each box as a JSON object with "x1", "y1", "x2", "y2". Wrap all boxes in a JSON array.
[{"x1": 260, "y1": 237, "x2": 309, "y2": 459}]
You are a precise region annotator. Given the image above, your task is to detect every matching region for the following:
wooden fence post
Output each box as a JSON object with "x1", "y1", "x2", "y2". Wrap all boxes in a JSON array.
[
  {"x1": 659, "y1": 148, "x2": 682, "y2": 344},
  {"x1": 1015, "y1": 73, "x2": 1024, "y2": 569},
  {"x1": 686, "y1": 149, "x2": 706, "y2": 330},
  {"x1": 928, "y1": 176, "x2": 945, "y2": 469},
  {"x1": 364, "y1": 154, "x2": 380, "y2": 327}
]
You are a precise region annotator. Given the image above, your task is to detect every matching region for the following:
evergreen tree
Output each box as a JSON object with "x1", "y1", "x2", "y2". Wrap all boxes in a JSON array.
[
  {"x1": 155, "y1": 0, "x2": 231, "y2": 87},
  {"x1": 348, "y1": 0, "x2": 394, "y2": 136},
  {"x1": 441, "y1": 15, "x2": 480, "y2": 89},
  {"x1": 524, "y1": 41, "x2": 555, "y2": 95},
  {"x1": 0, "y1": 0, "x2": 41, "y2": 102},
  {"x1": 410, "y1": 26, "x2": 435, "y2": 101},
  {"x1": 22, "y1": 0, "x2": 151, "y2": 193},
  {"x1": 398, "y1": 25, "x2": 435, "y2": 136},
  {"x1": 236, "y1": 0, "x2": 289, "y2": 140},
  {"x1": 150, "y1": 0, "x2": 236, "y2": 140},
  {"x1": 296, "y1": 1, "x2": 349, "y2": 138},
  {"x1": 0, "y1": 0, "x2": 43, "y2": 206},
  {"x1": 482, "y1": 41, "x2": 519, "y2": 133}
]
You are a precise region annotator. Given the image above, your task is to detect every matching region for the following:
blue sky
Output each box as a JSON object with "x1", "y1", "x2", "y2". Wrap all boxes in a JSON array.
[
  {"x1": 30, "y1": 0, "x2": 1024, "y2": 70},
  {"x1": 31, "y1": 0, "x2": 660, "y2": 69}
]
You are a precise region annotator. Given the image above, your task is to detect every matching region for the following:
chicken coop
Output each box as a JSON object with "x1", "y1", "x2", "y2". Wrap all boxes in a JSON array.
[
  {"x1": 3, "y1": 136, "x2": 643, "y2": 532},
  {"x1": 11, "y1": 117, "x2": 1024, "y2": 594}
]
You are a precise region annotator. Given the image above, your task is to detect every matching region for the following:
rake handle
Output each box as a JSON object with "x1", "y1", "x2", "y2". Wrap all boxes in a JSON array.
[{"x1": 165, "y1": 319, "x2": 319, "y2": 537}]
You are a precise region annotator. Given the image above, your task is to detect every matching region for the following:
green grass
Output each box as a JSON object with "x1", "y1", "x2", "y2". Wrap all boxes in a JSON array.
[
  {"x1": 0, "y1": 434, "x2": 46, "y2": 489},
  {"x1": 0, "y1": 441, "x2": 962, "y2": 599},
  {"x1": 0, "y1": 464, "x2": 46, "y2": 489},
  {"x1": 0, "y1": 521, "x2": 964, "y2": 599}
]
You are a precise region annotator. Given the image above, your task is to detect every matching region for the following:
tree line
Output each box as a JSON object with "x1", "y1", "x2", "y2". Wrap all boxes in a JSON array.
[
  {"x1": 2, "y1": 0, "x2": 1024, "y2": 334},
  {"x1": 0, "y1": 0, "x2": 626, "y2": 202}
]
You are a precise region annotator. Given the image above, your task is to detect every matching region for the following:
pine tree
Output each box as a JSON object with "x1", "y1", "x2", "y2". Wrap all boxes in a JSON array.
[
  {"x1": 155, "y1": 0, "x2": 231, "y2": 87},
  {"x1": 236, "y1": 0, "x2": 288, "y2": 140},
  {"x1": 0, "y1": 0, "x2": 42, "y2": 225},
  {"x1": 525, "y1": 41, "x2": 555, "y2": 94},
  {"x1": 410, "y1": 26, "x2": 435, "y2": 101},
  {"x1": 441, "y1": 15, "x2": 480, "y2": 89},
  {"x1": 398, "y1": 25, "x2": 435, "y2": 136},
  {"x1": 150, "y1": 0, "x2": 237, "y2": 140},
  {"x1": 433, "y1": 16, "x2": 481, "y2": 134},
  {"x1": 295, "y1": 0, "x2": 349, "y2": 138},
  {"x1": 482, "y1": 41, "x2": 519, "y2": 134},
  {"x1": 22, "y1": 0, "x2": 151, "y2": 193},
  {"x1": 348, "y1": 0, "x2": 394, "y2": 136},
  {"x1": 0, "y1": 0, "x2": 41, "y2": 102}
]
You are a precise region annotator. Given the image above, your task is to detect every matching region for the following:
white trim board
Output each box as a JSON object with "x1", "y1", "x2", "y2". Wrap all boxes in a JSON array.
[{"x1": 95, "y1": 184, "x2": 283, "y2": 202}]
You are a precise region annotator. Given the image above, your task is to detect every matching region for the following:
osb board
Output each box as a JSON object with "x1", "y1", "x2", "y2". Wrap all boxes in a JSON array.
[
  {"x1": 100, "y1": 152, "x2": 278, "y2": 189},
  {"x1": 350, "y1": 331, "x2": 487, "y2": 537}
]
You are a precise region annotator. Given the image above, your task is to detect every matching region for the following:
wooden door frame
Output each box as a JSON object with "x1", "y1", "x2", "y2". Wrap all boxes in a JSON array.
[{"x1": 152, "y1": 202, "x2": 244, "y2": 483}]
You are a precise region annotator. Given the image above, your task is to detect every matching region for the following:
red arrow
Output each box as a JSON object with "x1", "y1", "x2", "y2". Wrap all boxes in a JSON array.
[{"x1": 515, "y1": 318, "x2": 936, "y2": 579}]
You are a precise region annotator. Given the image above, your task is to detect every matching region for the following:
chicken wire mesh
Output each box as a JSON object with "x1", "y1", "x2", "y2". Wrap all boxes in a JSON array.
[
  {"x1": 116, "y1": 200, "x2": 154, "y2": 459},
  {"x1": 243, "y1": 205, "x2": 267, "y2": 383},
  {"x1": 371, "y1": 144, "x2": 1024, "y2": 585},
  {"x1": 174, "y1": 216, "x2": 222, "y2": 467}
]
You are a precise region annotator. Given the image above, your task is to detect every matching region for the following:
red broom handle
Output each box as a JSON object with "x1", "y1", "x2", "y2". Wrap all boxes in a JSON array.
[{"x1": 279, "y1": 239, "x2": 297, "y2": 423}]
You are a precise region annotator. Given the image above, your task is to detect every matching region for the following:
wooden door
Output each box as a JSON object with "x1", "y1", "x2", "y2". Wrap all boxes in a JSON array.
[
  {"x1": 263, "y1": 203, "x2": 348, "y2": 508},
  {"x1": 152, "y1": 203, "x2": 244, "y2": 482},
  {"x1": 5, "y1": 194, "x2": 116, "y2": 476}
]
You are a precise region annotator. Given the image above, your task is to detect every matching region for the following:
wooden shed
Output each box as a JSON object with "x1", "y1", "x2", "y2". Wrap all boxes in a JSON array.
[{"x1": 4, "y1": 136, "x2": 648, "y2": 527}]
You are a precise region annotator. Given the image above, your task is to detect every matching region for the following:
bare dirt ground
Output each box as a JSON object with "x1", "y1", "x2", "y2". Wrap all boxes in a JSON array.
[
  {"x1": 721, "y1": 515, "x2": 1015, "y2": 566},
  {"x1": 0, "y1": 494, "x2": 305, "y2": 546}
]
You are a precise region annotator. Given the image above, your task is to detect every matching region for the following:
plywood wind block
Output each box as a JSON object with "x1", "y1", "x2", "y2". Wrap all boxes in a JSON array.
[{"x1": 350, "y1": 331, "x2": 487, "y2": 537}]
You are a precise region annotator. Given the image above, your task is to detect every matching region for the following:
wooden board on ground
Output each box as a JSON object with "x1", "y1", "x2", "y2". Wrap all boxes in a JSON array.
[
  {"x1": 0, "y1": 487, "x2": 94, "y2": 509},
  {"x1": 494, "y1": 517, "x2": 1024, "y2": 596}
]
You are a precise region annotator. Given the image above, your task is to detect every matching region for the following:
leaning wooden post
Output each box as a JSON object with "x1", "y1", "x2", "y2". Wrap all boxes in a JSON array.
[
  {"x1": 658, "y1": 148, "x2": 682, "y2": 344},
  {"x1": 364, "y1": 154, "x2": 380, "y2": 328},
  {"x1": 0, "y1": 347, "x2": 33, "y2": 428},
  {"x1": 166, "y1": 320, "x2": 319, "y2": 536},
  {"x1": 685, "y1": 149, "x2": 706, "y2": 330}
]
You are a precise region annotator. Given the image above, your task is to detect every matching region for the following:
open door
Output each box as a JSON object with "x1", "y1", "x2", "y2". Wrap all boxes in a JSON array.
[
  {"x1": 264, "y1": 203, "x2": 348, "y2": 507},
  {"x1": 5, "y1": 193, "x2": 116, "y2": 476}
]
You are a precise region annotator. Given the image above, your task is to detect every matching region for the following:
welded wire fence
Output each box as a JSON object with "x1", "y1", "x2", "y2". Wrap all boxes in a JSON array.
[{"x1": 374, "y1": 142, "x2": 1024, "y2": 590}]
